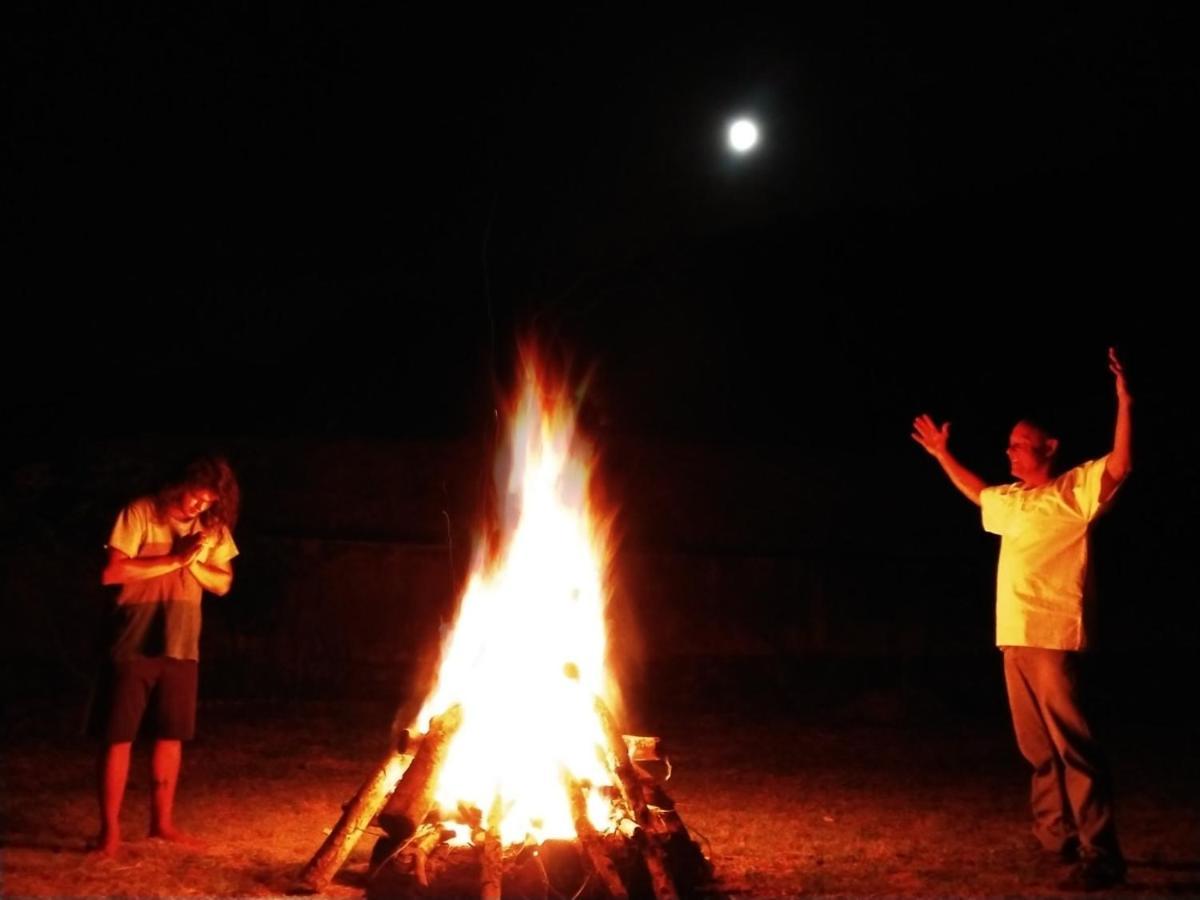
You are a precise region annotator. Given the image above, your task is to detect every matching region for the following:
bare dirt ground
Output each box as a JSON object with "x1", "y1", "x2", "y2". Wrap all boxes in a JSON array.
[{"x1": 2, "y1": 671, "x2": 1198, "y2": 898}]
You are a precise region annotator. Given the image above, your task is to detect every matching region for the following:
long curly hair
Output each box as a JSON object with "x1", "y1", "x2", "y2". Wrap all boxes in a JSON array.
[{"x1": 155, "y1": 456, "x2": 240, "y2": 532}]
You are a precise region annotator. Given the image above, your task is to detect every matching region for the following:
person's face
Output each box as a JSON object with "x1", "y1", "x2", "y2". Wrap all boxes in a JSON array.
[
  {"x1": 177, "y1": 487, "x2": 218, "y2": 521},
  {"x1": 1006, "y1": 422, "x2": 1054, "y2": 483}
]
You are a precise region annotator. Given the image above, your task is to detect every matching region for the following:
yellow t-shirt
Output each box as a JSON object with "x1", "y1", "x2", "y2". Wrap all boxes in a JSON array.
[
  {"x1": 980, "y1": 457, "x2": 1114, "y2": 651},
  {"x1": 106, "y1": 496, "x2": 238, "y2": 660}
]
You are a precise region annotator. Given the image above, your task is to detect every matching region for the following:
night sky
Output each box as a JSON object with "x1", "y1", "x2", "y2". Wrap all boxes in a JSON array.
[
  {"x1": 6, "y1": 8, "x2": 1198, "y2": 659},
  {"x1": 10, "y1": 7, "x2": 1195, "y2": 440}
]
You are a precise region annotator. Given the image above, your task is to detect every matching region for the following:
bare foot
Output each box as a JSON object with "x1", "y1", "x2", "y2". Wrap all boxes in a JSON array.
[
  {"x1": 150, "y1": 827, "x2": 207, "y2": 849},
  {"x1": 86, "y1": 832, "x2": 121, "y2": 858}
]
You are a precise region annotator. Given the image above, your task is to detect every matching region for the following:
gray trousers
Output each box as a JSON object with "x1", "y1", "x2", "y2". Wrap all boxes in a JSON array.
[{"x1": 1002, "y1": 646, "x2": 1121, "y2": 861}]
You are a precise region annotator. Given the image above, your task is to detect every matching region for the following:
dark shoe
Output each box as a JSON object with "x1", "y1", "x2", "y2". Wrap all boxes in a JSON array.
[
  {"x1": 1057, "y1": 836, "x2": 1081, "y2": 864},
  {"x1": 1058, "y1": 856, "x2": 1126, "y2": 892},
  {"x1": 1032, "y1": 835, "x2": 1079, "y2": 864}
]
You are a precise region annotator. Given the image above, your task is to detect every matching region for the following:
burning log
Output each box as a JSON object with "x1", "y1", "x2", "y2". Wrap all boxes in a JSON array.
[
  {"x1": 378, "y1": 704, "x2": 463, "y2": 842},
  {"x1": 479, "y1": 794, "x2": 504, "y2": 900},
  {"x1": 293, "y1": 747, "x2": 413, "y2": 894},
  {"x1": 595, "y1": 698, "x2": 679, "y2": 900},
  {"x1": 564, "y1": 772, "x2": 629, "y2": 900}
]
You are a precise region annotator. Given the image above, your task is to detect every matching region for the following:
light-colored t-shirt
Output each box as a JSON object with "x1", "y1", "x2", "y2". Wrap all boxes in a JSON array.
[
  {"x1": 980, "y1": 456, "x2": 1114, "y2": 651},
  {"x1": 106, "y1": 496, "x2": 238, "y2": 660}
]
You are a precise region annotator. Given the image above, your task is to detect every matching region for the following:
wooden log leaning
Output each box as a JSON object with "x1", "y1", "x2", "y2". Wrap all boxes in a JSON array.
[
  {"x1": 292, "y1": 748, "x2": 413, "y2": 893},
  {"x1": 479, "y1": 793, "x2": 504, "y2": 900},
  {"x1": 378, "y1": 704, "x2": 464, "y2": 842},
  {"x1": 595, "y1": 698, "x2": 679, "y2": 900},
  {"x1": 564, "y1": 772, "x2": 629, "y2": 899}
]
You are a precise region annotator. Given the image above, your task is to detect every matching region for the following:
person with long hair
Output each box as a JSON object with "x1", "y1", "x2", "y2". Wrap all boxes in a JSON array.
[{"x1": 92, "y1": 456, "x2": 240, "y2": 855}]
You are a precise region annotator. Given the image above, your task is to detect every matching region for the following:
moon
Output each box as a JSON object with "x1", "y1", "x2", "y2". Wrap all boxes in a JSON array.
[{"x1": 728, "y1": 118, "x2": 760, "y2": 153}]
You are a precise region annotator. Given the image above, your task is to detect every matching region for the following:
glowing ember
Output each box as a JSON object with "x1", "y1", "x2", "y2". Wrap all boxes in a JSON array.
[{"x1": 414, "y1": 353, "x2": 620, "y2": 845}]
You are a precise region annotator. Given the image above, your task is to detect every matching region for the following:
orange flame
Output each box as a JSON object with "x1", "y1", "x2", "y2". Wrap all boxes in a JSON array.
[{"x1": 414, "y1": 353, "x2": 620, "y2": 845}]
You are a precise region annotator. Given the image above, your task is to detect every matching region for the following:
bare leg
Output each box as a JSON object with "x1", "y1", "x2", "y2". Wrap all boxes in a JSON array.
[
  {"x1": 94, "y1": 742, "x2": 131, "y2": 856},
  {"x1": 150, "y1": 739, "x2": 202, "y2": 846}
]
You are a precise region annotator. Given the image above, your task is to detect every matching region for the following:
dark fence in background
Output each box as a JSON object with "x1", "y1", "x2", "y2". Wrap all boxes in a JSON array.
[{"x1": 1, "y1": 436, "x2": 1177, "y2": 718}]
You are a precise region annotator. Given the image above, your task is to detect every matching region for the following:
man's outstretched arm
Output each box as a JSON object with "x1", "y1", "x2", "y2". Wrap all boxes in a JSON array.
[
  {"x1": 1101, "y1": 346, "x2": 1132, "y2": 502},
  {"x1": 911, "y1": 414, "x2": 988, "y2": 506}
]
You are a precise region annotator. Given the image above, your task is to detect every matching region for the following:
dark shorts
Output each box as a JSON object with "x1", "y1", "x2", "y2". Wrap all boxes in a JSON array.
[{"x1": 91, "y1": 656, "x2": 199, "y2": 743}]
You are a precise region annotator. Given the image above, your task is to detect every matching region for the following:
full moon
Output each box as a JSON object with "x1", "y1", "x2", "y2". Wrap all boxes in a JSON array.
[{"x1": 727, "y1": 118, "x2": 759, "y2": 153}]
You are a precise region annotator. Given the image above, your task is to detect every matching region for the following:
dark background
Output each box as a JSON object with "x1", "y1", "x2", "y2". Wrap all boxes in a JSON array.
[{"x1": 4, "y1": 7, "x2": 1197, "y2": 718}]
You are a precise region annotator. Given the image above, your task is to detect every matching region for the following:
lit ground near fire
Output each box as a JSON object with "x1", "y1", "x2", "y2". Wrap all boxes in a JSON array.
[{"x1": 3, "y1": 663, "x2": 1197, "y2": 898}]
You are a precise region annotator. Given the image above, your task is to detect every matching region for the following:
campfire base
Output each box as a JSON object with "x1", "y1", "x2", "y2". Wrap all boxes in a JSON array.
[
  {"x1": 299, "y1": 721, "x2": 717, "y2": 898},
  {"x1": 361, "y1": 725, "x2": 714, "y2": 898},
  {"x1": 366, "y1": 829, "x2": 714, "y2": 900}
]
